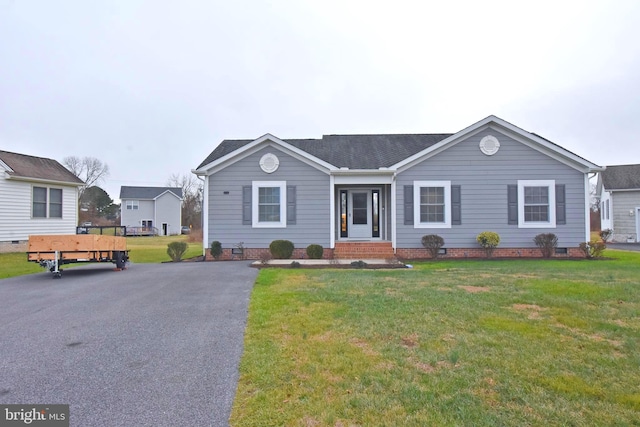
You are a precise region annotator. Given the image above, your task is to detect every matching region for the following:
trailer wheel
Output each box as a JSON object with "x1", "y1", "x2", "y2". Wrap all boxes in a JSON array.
[
  {"x1": 115, "y1": 251, "x2": 125, "y2": 269},
  {"x1": 53, "y1": 272, "x2": 62, "y2": 279}
]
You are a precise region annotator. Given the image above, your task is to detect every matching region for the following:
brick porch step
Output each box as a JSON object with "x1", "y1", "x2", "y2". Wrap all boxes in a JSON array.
[{"x1": 333, "y1": 241, "x2": 395, "y2": 259}]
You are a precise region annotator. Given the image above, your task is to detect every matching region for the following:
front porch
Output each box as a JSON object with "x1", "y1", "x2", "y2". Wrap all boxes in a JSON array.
[{"x1": 333, "y1": 241, "x2": 395, "y2": 259}]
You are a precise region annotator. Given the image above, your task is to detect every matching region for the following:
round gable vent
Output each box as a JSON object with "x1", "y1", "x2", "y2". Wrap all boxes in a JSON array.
[
  {"x1": 259, "y1": 153, "x2": 279, "y2": 173},
  {"x1": 479, "y1": 135, "x2": 500, "y2": 156}
]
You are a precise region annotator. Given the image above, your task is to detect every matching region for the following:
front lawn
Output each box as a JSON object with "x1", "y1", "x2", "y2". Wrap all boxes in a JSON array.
[{"x1": 232, "y1": 251, "x2": 640, "y2": 426}]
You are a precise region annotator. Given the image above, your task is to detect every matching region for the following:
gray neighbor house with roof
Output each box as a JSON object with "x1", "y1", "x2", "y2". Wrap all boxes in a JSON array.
[
  {"x1": 193, "y1": 116, "x2": 603, "y2": 260},
  {"x1": 0, "y1": 150, "x2": 84, "y2": 253},
  {"x1": 596, "y1": 164, "x2": 640, "y2": 243},
  {"x1": 120, "y1": 186, "x2": 183, "y2": 236}
]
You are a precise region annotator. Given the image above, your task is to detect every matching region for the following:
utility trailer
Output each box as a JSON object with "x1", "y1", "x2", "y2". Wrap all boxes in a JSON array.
[{"x1": 27, "y1": 234, "x2": 129, "y2": 279}]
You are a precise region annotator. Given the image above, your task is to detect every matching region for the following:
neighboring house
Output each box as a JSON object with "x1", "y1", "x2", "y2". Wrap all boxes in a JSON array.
[
  {"x1": 193, "y1": 116, "x2": 603, "y2": 259},
  {"x1": 119, "y1": 186, "x2": 183, "y2": 236},
  {"x1": 0, "y1": 150, "x2": 83, "y2": 253},
  {"x1": 596, "y1": 164, "x2": 640, "y2": 242}
]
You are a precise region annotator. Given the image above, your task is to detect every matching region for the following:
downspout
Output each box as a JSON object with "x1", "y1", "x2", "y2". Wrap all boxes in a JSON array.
[
  {"x1": 391, "y1": 172, "x2": 397, "y2": 253},
  {"x1": 586, "y1": 172, "x2": 598, "y2": 243},
  {"x1": 196, "y1": 174, "x2": 207, "y2": 258}
]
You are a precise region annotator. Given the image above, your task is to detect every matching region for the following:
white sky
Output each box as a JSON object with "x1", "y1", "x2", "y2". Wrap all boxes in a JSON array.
[{"x1": 1, "y1": 0, "x2": 639, "y2": 201}]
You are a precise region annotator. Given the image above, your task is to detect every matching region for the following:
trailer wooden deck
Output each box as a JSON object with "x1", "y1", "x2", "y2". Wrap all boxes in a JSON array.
[{"x1": 27, "y1": 234, "x2": 129, "y2": 278}]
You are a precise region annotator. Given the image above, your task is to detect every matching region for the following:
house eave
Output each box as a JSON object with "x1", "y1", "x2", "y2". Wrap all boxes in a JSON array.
[
  {"x1": 6, "y1": 175, "x2": 83, "y2": 187},
  {"x1": 393, "y1": 115, "x2": 603, "y2": 174},
  {"x1": 193, "y1": 133, "x2": 337, "y2": 176}
]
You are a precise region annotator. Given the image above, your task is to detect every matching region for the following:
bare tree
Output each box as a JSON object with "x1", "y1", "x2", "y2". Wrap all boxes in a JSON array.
[
  {"x1": 63, "y1": 156, "x2": 110, "y2": 199},
  {"x1": 167, "y1": 173, "x2": 203, "y2": 228}
]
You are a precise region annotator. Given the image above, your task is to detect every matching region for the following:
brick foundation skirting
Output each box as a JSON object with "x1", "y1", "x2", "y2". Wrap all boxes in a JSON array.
[
  {"x1": 0, "y1": 240, "x2": 27, "y2": 253},
  {"x1": 204, "y1": 246, "x2": 585, "y2": 260},
  {"x1": 205, "y1": 247, "x2": 336, "y2": 261},
  {"x1": 395, "y1": 247, "x2": 585, "y2": 259}
]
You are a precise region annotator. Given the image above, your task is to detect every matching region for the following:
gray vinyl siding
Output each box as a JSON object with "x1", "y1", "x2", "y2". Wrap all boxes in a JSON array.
[
  {"x1": 121, "y1": 199, "x2": 154, "y2": 227},
  {"x1": 208, "y1": 146, "x2": 331, "y2": 249},
  {"x1": 155, "y1": 193, "x2": 182, "y2": 235},
  {"x1": 396, "y1": 129, "x2": 587, "y2": 249},
  {"x1": 610, "y1": 191, "x2": 640, "y2": 241}
]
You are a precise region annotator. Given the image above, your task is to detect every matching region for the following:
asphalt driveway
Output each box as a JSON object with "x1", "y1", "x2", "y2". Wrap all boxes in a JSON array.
[{"x1": 0, "y1": 261, "x2": 258, "y2": 426}]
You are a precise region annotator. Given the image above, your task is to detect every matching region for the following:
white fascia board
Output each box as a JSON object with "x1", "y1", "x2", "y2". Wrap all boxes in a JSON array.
[
  {"x1": 6, "y1": 175, "x2": 83, "y2": 187},
  {"x1": 332, "y1": 170, "x2": 395, "y2": 185},
  {"x1": 194, "y1": 133, "x2": 336, "y2": 175},
  {"x1": 393, "y1": 115, "x2": 604, "y2": 174},
  {"x1": 607, "y1": 188, "x2": 640, "y2": 192},
  {"x1": 154, "y1": 189, "x2": 183, "y2": 201},
  {"x1": 0, "y1": 159, "x2": 13, "y2": 173}
]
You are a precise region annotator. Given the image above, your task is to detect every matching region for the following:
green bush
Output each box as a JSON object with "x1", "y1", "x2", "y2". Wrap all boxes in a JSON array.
[
  {"x1": 269, "y1": 240, "x2": 294, "y2": 259},
  {"x1": 290, "y1": 261, "x2": 301, "y2": 269},
  {"x1": 306, "y1": 244, "x2": 324, "y2": 259},
  {"x1": 210, "y1": 241, "x2": 223, "y2": 260},
  {"x1": 534, "y1": 233, "x2": 558, "y2": 258},
  {"x1": 421, "y1": 234, "x2": 445, "y2": 258},
  {"x1": 476, "y1": 231, "x2": 500, "y2": 258},
  {"x1": 167, "y1": 241, "x2": 188, "y2": 262},
  {"x1": 579, "y1": 240, "x2": 607, "y2": 259}
]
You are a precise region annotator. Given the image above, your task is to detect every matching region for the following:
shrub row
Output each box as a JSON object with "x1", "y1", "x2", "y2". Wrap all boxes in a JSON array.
[{"x1": 421, "y1": 232, "x2": 607, "y2": 259}]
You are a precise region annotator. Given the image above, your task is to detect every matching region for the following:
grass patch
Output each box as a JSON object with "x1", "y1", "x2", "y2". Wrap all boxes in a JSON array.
[
  {"x1": 0, "y1": 235, "x2": 203, "y2": 279},
  {"x1": 232, "y1": 251, "x2": 640, "y2": 426}
]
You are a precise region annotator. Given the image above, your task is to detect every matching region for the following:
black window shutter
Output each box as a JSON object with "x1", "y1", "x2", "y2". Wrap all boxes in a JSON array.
[
  {"x1": 507, "y1": 184, "x2": 518, "y2": 225},
  {"x1": 556, "y1": 184, "x2": 566, "y2": 225},
  {"x1": 404, "y1": 185, "x2": 414, "y2": 225},
  {"x1": 287, "y1": 185, "x2": 296, "y2": 225},
  {"x1": 242, "y1": 186, "x2": 252, "y2": 225},
  {"x1": 451, "y1": 185, "x2": 461, "y2": 225}
]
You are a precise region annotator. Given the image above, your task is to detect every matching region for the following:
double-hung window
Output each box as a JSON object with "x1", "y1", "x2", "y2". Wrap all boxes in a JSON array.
[
  {"x1": 32, "y1": 186, "x2": 63, "y2": 218},
  {"x1": 413, "y1": 181, "x2": 451, "y2": 228},
  {"x1": 517, "y1": 180, "x2": 556, "y2": 228},
  {"x1": 252, "y1": 181, "x2": 286, "y2": 228},
  {"x1": 126, "y1": 200, "x2": 139, "y2": 210}
]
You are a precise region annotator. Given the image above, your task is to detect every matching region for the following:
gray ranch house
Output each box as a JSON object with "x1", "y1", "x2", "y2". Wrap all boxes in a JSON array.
[
  {"x1": 596, "y1": 164, "x2": 640, "y2": 242},
  {"x1": 120, "y1": 186, "x2": 183, "y2": 236},
  {"x1": 194, "y1": 116, "x2": 603, "y2": 260},
  {"x1": 0, "y1": 150, "x2": 83, "y2": 253}
]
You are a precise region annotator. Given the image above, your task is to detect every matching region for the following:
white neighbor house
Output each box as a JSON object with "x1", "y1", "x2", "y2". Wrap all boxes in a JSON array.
[
  {"x1": 0, "y1": 150, "x2": 84, "y2": 253},
  {"x1": 119, "y1": 186, "x2": 183, "y2": 236}
]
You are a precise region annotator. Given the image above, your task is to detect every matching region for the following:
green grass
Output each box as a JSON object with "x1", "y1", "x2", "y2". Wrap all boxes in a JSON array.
[
  {"x1": 231, "y1": 251, "x2": 640, "y2": 426},
  {"x1": 0, "y1": 235, "x2": 203, "y2": 279}
]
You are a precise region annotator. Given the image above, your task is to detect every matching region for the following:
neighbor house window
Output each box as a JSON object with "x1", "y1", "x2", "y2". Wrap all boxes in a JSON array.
[
  {"x1": 33, "y1": 186, "x2": 63, "y2": 218},
  {"x1": 252, "y1": 181, "x2": 286, "y2": 228},
  {"x1": 126, "y1": 200, "x2": 139, "y2": 210},
  {"x1": 413, "y1": 181, "x2": 451, "y2": 228},
  {"x1": 518, "y1": 180, "x2": 556, "y2": 228},
  {"x1": 49, "y1": 188, "x2": 62, "y2": 218}
]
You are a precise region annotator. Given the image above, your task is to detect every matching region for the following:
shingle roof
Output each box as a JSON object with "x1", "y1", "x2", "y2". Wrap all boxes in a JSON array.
[
  {"x1": 600, "y1": 164, "x2": 640, "y2": 190},
  {"x1": 0, "y1": 150, "x2": 84, "y2": 184},
  {"x1": 196, "y1": 134, "x2": 453, "y2": 170},
  {"x1": 119, "y1": 186, "x2": 183, "y2": 200}
]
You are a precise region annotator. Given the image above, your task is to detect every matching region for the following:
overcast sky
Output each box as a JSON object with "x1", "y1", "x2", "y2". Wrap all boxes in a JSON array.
[{"x1": 1, "y1": 0, "x2": 639, "y2": 201}]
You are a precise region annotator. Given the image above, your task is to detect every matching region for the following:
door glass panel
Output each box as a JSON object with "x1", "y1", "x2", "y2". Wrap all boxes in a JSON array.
[
  {"x1": 372, "y1": 190, "x2": 379, "y2": 237},
  {"x1": 352, "y1": 193, "x2": 368, "y2": 224},
  {"x1": 340, "y1": 191, "x2": 348, "y2": 236}
]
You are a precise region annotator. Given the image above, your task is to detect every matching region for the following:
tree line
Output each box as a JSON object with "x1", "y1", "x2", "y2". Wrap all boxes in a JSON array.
[{"x1": 63, "y1": 156, "x2": 202, "y2": 228}]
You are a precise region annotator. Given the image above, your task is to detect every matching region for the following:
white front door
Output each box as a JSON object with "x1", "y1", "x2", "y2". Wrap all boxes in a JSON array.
[{"x1": 348, "y1": 191, "x2": 372, "y2": 239}]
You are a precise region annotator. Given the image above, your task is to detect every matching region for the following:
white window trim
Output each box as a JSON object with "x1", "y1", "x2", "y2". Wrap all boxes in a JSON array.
[
  {"x1": 518, "y1": 180, "x2": 556, "y2": 228},
  {"x1": 413, "y1": 180, "x2": 451, "y2": 229},
  {"x1": 32, "y1": 185, "x2": 63, "y2": 219},
  {"x1": 126, "y1": 200, "x2": 139, "y2": 210},
  {"x1": 252, "y1": 181, "x2": 287, "y2": 228}
]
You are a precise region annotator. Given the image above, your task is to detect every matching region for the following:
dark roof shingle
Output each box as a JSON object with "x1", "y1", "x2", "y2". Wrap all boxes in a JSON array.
[
  {"x1": 0, "y1": 150, "x2": 84, "y2": 184},
  {"x1": 197, "y1": 133, "x2": 453, "y2": 170},
  {"x1": 119, "y1": 186, "x2": 183, "y2": 200},
  {"x1": 600, "y1": 164, "x2": 640, "y2": 190}
]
